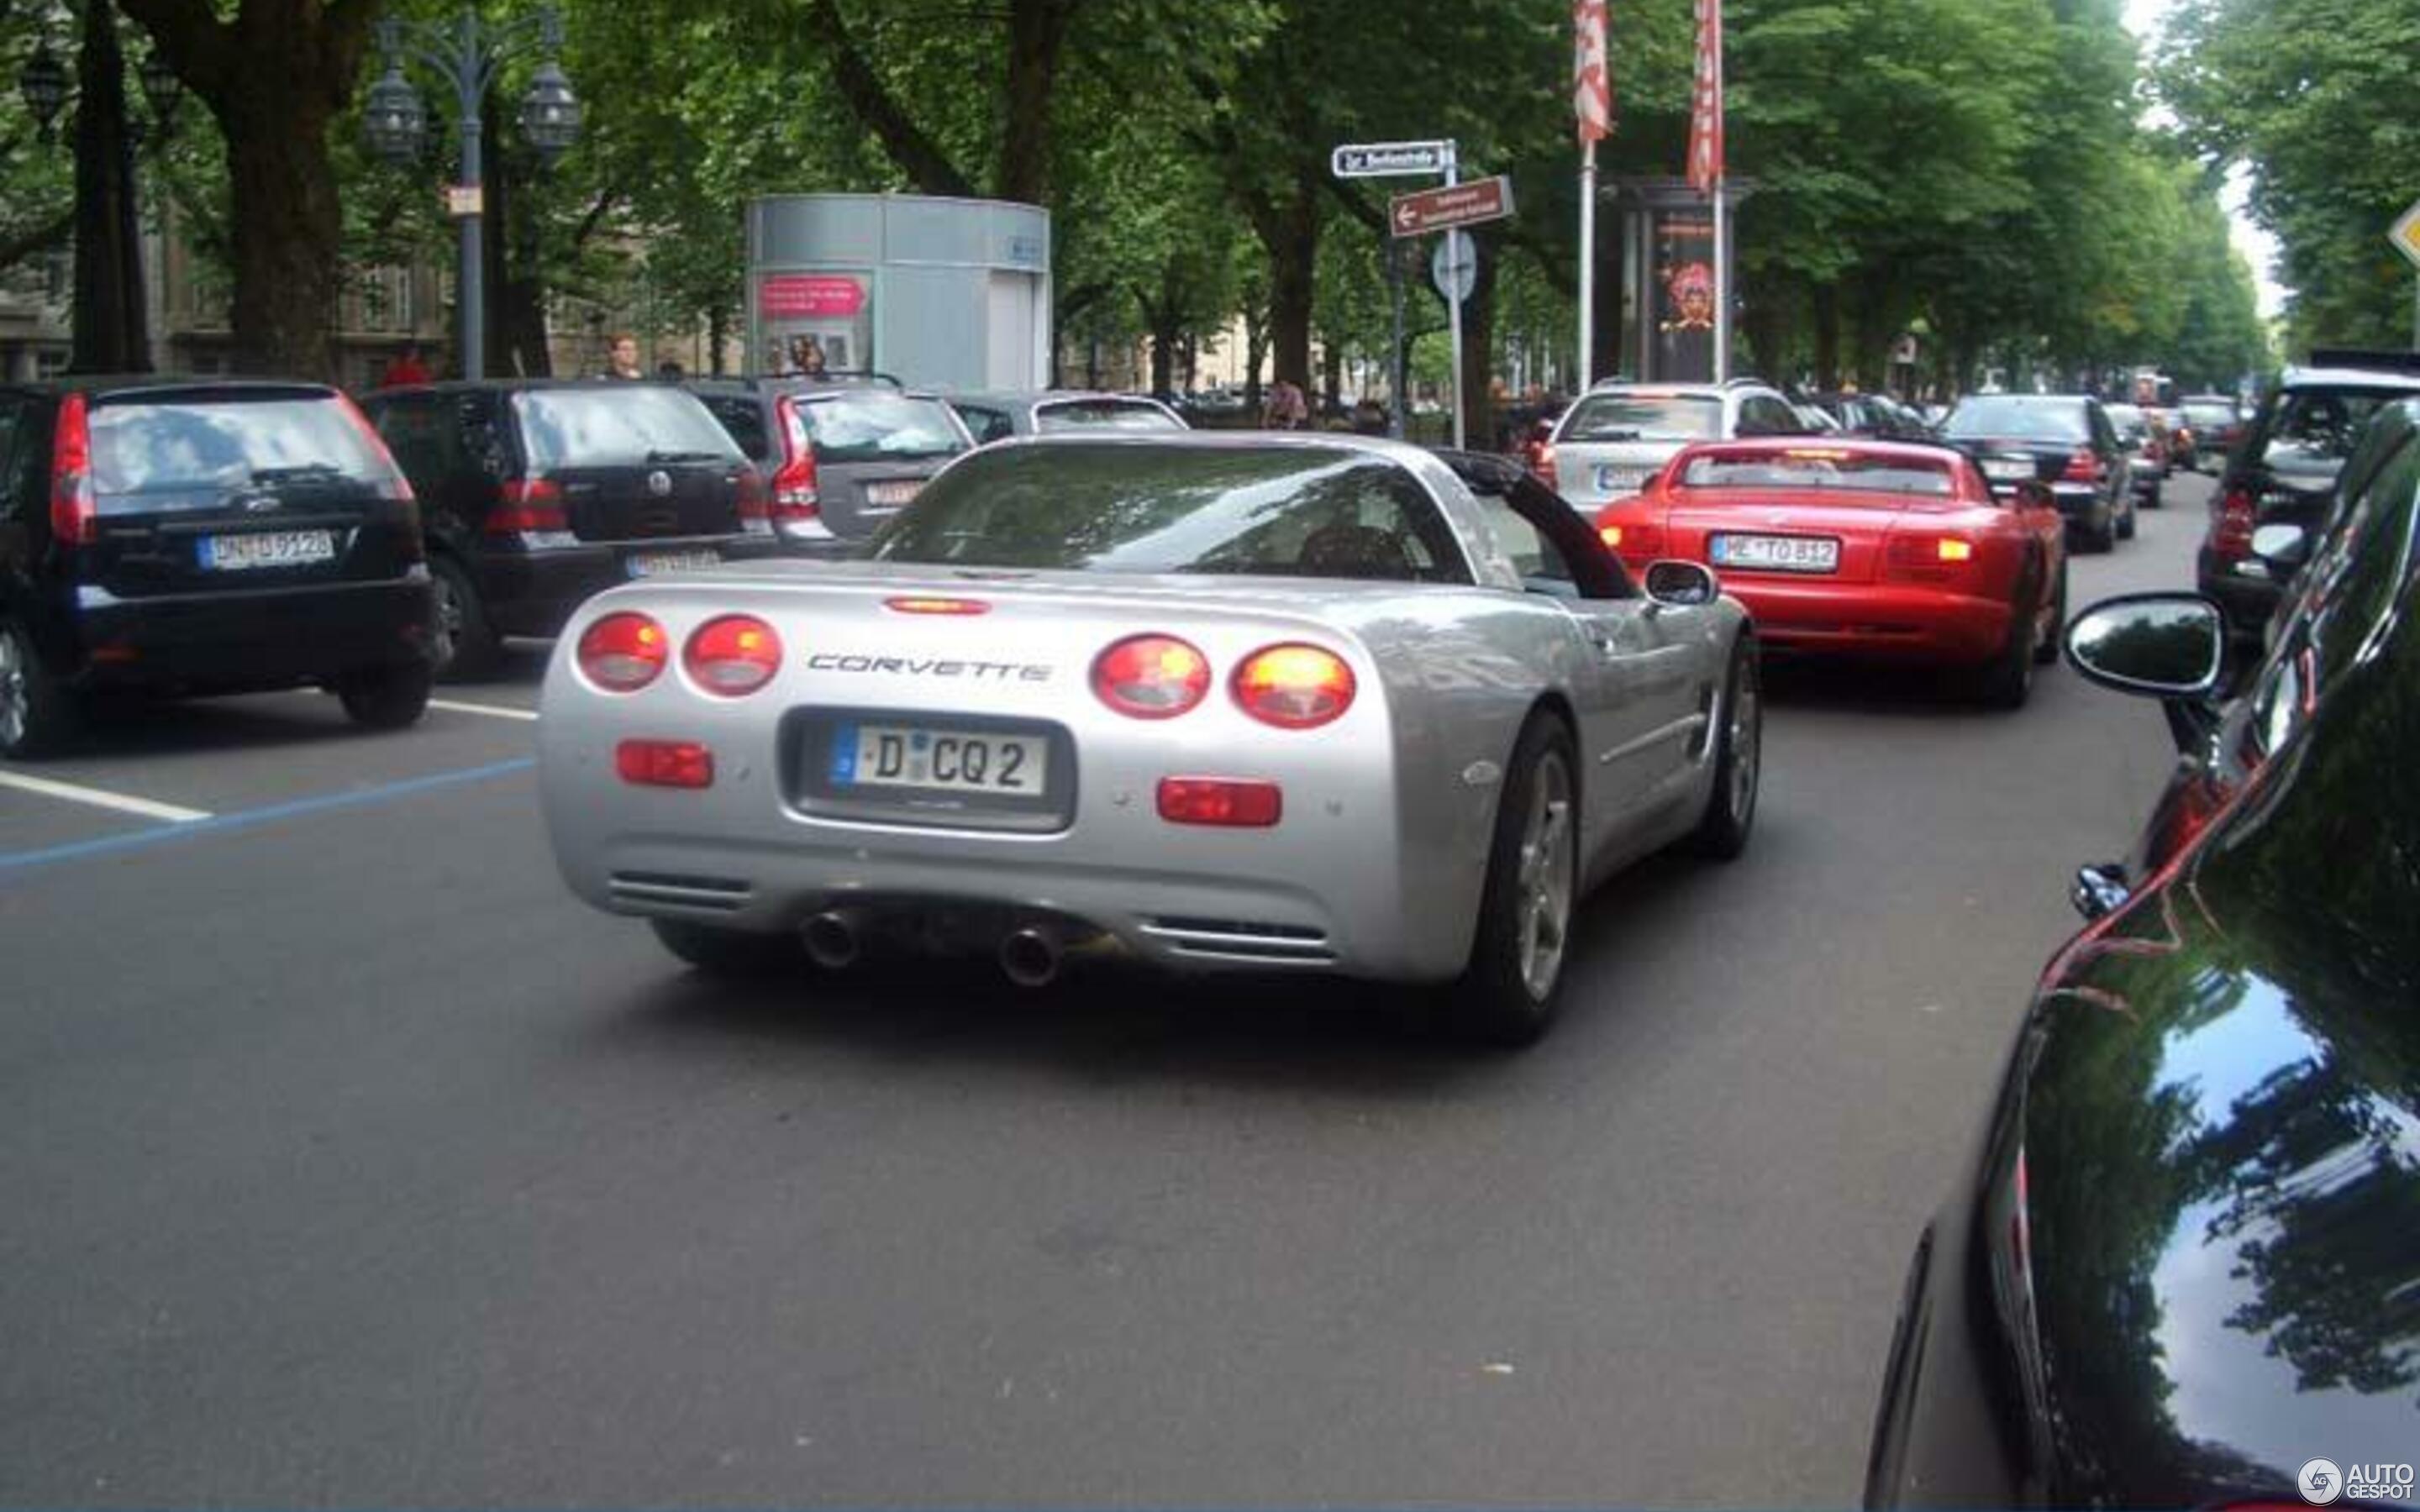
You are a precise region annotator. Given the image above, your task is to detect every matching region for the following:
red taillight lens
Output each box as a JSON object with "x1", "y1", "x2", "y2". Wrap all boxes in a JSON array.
[
  {"x1": 1092, "y1": 634, "x2": 1211, "y2": 718},
  {"x1": 683, "y1": 614, "x2": 782, "y2": 696},
  {"x1": 615, "y1": 739, "x2": 714, "y2": 789},
  {"x1": 577, "y1": 612, "x2": 670, "y2": 691},
  {"x1": 1885, "y1": 533, "x2": 1977, "y2": 580},
  {"x1": 490, "y1": 477, "x2": 567, "y2": 533},
  {"x1": 771, "y1": 395, "x2": 820, "y2": 522},
  {"x1": 1233, "y1": 643, "x2": 1356, "y2": 729},
  {"x1": 1592, "y1": 504, "x2": 1663, "y2": 559},
  {"x1": 2212, "y1": 486, "x2": 2256, "y2": 563},
  {"x1": 335, "y1": 393, "x2": 417, "y2": 506},
  {"x1": 884, "y1": 596, "x2": 991, "y2": 615},
  {"x1": 734, "y1": 466, "x2": 771, "y2": 532},
  {"x1": 50, "y1": 391, "x2": 97, "y2": 546},
  {"x1": 1156, "y1": 777, "x2": 1283, "y2": 827},
  {"x1": 2062, "y1": 447, "x2": 2102, "y2": 483}
]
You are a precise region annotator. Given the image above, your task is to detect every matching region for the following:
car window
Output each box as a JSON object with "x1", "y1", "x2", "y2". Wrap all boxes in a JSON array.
[
  {"x1": 951, "y1": 404, "x2": 1015, "y2": 444},
  {"x1": 512, "y1": 386, "x2": 742, "y2": 471},
  {"x1": 1035, "y1": 400, "x2": 1185, "y2": 434},
  {"x1": 873, "y1": 443, "x2": 1471, "y2": 584},
  {"x1": 1741, "y1": 395, "x2": 1804, "y2": 435},
  {"x1": 1560, "y1": 393, "x2": 1719, "y2": 443},
  {"x1": 88, "y1": 392, "x2": 400, "y2": 506},
  {"x1": 698, "y1": 395, "x2": 770, "y2": 463},
  {"x1": 2265, "y1": 390, "x2": 2407, "y2": 469},
  {"x1": 1676, "y1": 447, "x2": 1955, "y2": 497},
  {"x1": 1944, "y1": 397, "x2": 2091, "y2": 443},
  {"x1": 795, "y1": 392, "x2": 969, "y2": 464},
  {"x1": 1469, "y1": 490, "x2": 1572, "y2": 585},
  {"x1": 371, "y1": 393, "x2": 457, "y2": 480},
  {"x1": 0, "y1": 396, "x2": 25, "y2": 521}
]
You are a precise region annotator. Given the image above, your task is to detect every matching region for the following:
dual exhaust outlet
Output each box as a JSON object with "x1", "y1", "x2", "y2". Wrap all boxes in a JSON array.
[{"x1": 800, "y1": 909, "x2": 1065, "y2": 988}]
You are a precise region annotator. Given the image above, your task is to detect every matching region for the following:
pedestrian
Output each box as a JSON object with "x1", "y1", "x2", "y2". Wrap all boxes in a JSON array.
[
  {"x1": 1261, "y1": 377, "x2": 1308, "y2": 431},
  {"x1": 377, "y1": 344, "x2": 431, "y2": 389},
  {"x1": 602, "y1": 332, "x2": 644, "y2": 381},
  {"x1": 655, "y1": 358, "x2": 686, "y2": 381}
]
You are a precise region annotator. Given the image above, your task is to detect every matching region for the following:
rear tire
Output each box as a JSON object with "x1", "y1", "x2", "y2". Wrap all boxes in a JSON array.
[
  {"x1": 1978, "y1": 590, "x2": 2038, "y2": 709},
  {"x1": 0, "y1": 617, "x2": 81, "y2": 759},
  {"x1": 2033, "y1": 558, "x2": 2066, "y2": 665},
  {"x1": 337, "y1": 661, "x2": 434, "y2": 731},
  {"x1": 2118, "y1": 494, "x2": 2139, "y2": 539},
  {"x1": 650, "y1": 917, "x2": 806, "y2": 977},
  {"x1": 2140, "y1": 479, "x2": 2163, "y2": 509},
  {"x1": 1689, "y1": 636, "x2": 1760, "y2": 860},
  {"x1": 1445, "y1": 716, "x2": 1579, "y2": 1049},
  {"x1": 427, "y1": 554, "x2": 498, "y2": 680}
]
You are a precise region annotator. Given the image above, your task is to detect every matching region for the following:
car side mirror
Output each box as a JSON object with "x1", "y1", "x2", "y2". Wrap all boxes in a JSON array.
[
  {"x1": 2250, "y1": 522, "x2": 2310, "y2": 573},
  {"x1": 2065, "y1": 593, "x2": 2225, "y2": 699},
  {"x1": 1644, "y1": 559, "x2": 1718, "y2": 608}
]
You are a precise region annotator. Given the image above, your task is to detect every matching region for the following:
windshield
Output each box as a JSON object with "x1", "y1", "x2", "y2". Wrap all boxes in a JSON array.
[
  {"x1": 89, "y1": 393, "x2": 398, "y2": 504},
  {"x1": 795, "y1": 392, "x2": 968, "y2": 464},
  {"x1": 873, "y1": 443, "x2": 1469, "y2": 582},
  {"x1": 513, "y1": 386, "x2": 741, "y2": 470},
  {"x1": 2104, "y1": 404, "x2": 2149, "y2": 440},
  {"x1": 1560, "y1": 394, "x2": 1720, "y2": 443},
  {"x1": 1944, "y1": 397, "x2": 2090, "y2": 443},
  {"x1": 1035, "y1": 400, "x2": 1185, "y2": 434},
  {"x1": 1676, "y1": 448, "x2": 1956, "y2": 498}
]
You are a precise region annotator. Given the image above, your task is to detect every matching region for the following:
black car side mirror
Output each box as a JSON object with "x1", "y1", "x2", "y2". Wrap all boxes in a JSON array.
[
  {"x1": 2065, "y1": 593, "x2": 2226, "y2": 699},
  {"x1": 1644, "y1": 559, "x2": 1718, "y2": 608}
]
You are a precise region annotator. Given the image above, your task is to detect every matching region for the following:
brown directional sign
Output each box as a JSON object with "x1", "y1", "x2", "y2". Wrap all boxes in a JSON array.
[{"x1": 1389, "y1": 176, "x2": 1514, "y2": 238}]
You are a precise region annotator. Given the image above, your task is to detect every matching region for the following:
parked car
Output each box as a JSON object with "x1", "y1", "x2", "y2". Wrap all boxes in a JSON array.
[
  {"x1": 1940, "y1": 393, "x2": 2133, "y2": 550},
  {"x1": 534, "y1": 435, "x2": 1760, "y2": 1047},
  {"x1": 1863, "y1": 398, "x2": 2420, "y2": 1511},
  {"x1": 1805, "y1": 391, "x2": 1937, "y2": 442},
  {"x1": 1540, "y1": 378, "x2": 1808, "y2": 511},
  {"x1": 688, "y1": 376, "x2": 974, "y2": 557},
  {"x1": 0, "y1": 377, "x2": 435, "y2": 757},
  {"x1": 2178, "y1": 392, "x2": 2246, "y2": 471},
  {"x1": 945, "y1": 391, "x2": 1187, "y2": 444},
  {"x1": 360, "y1": 380, "x2": 777, "y2": 677},
  {"x1": 2195, "y1": 352, "x2": 2420, "y2": 648},
  {"x1": 1591, "y1": 438, "x2": 2065, "y2": 706},
  {"x1": 2100, "y1": 402, "x2": 2166, "y2": 507}
]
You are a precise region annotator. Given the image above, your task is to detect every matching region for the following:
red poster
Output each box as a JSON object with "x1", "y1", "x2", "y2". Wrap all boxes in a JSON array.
[{"x1": 759, "y1": 275, "x2": 866, "y2": 318}]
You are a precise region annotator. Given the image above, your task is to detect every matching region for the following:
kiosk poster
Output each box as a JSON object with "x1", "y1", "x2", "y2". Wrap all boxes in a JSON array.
[
  {"x1": 759, "y1": 273, "x2": 871, "y2": 375},
  {"x1": 1652, "y1": 213, "x2": 1716, "y2": 383}
]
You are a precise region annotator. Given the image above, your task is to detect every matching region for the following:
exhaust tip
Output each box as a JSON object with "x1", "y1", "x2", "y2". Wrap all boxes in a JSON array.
[
  {"x1": 999, "y1": 927, "x2": 1061, "y2": 989},
  {"x1": 802, "y1": 911, "x2": 862, "y2": 970}
]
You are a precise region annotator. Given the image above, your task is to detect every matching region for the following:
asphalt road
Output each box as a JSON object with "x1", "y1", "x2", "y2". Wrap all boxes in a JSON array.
[{"x1": 0, "y1": 473, "x2": 2213, "y2": 1506}]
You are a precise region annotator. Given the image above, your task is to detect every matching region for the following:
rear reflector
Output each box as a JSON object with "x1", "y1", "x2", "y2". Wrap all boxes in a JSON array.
[
  {"x1": 1233, "y1": 643, "x2": 1356, "y2": 728},
  {"x1": 1936, "y1": 538, "x2": 1974, "y2": 562},
  {"x1": 1157, "y1": 777, "x2": 1283, "y2": 827},
  {"x1": 616, "y1": 739, "x2": 713, "y2": 789},
  {"x1": 683, "y1": 615, "x2": 782, "y2": 696},
  {"x1": 1093, "y1": 633, "x2": 1211, "y2": 719},
  {"x1": 490, "y1": 477, "x2": 568, "y2": 533},
  {"x1": 885, "y1": 596, "x2": 992, "y2": 616},
  {"x1": 577, "y1": 612, "x2": 670, "y2": 692}
]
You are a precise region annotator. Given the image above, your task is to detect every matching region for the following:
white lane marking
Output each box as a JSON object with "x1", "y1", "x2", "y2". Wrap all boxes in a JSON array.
[
  {"x1": 427, "y1": 698, "x2": 540, "y2": 722},
  {"x1": 0, "y1": 769, "x2": 213, "y2": 823}
]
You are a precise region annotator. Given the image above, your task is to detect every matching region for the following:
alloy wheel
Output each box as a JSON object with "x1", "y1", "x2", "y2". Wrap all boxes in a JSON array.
[
  {"x1": 0, "y1": 628, "x2": 27, "y2": 750},
  {"x1": 1516, "y1": 750, "x2": 1575, "y2": 1000}
]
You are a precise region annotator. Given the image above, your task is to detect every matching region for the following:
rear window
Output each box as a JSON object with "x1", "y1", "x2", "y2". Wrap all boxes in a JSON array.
[
  {"x1": 1943, "y1": 397, "x2": 2090, "y2": 443},
  {"x1": 873, "y1": 443, "x2": 1470, "y2": 583},
  {"x1": 2183, "y1": 402, "x2": 2238, "y2": 428},
  {"x1": 697, "y1": 394, "x2": 770, "y2": 462},
  {"x1": 1035, "y1": 400, "x2": 1184, "y2": 434},
  {"x1": 89, "y1": 393, "x2": 397, "y2": 504},
  {"x1": 794, "y1": 392, "x2": 967, "y2": 464},
  {"x1": 2104, "y1": 404, "x2": 2148, "y2": 440},
  {"x1": 1560, "y1": 393, "x2": 1720, "y2": 443},
  {"x1": 1677, "y1": 448, "x2": 1956, "y2": 498},
  {"x1": 512, "y1": 386, "x2": 741, "y2": 470},
  {"x1": 2264, "y1": 389, "x2": 2414, "y2": 470}
]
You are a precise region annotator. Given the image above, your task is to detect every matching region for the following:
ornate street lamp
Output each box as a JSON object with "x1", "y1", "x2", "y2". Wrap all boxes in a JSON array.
[
  {"x1": 19, "y1": 42, "x2": 71, "y2": 142},
  {"x1": 136, "y1": 50, "x2": 183, "y2": 136},
  {"x1": 363, "y1": 7, "x2": 581, "y2": 381}
]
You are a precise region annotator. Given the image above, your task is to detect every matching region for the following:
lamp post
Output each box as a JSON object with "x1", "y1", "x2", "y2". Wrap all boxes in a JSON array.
[{"x1": 362, "y1": 7, "x2": 581, "y2": 381}]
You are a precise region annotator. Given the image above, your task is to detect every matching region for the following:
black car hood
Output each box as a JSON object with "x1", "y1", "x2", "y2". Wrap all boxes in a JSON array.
[{"x1": 2019, "y1": 726, "x2": 2420, "y2": 1504}]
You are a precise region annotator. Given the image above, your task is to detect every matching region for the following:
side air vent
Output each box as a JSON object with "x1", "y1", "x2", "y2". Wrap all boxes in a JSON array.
[{"x1": 608, "y1": 871, "x2": 754, "y2": 913}]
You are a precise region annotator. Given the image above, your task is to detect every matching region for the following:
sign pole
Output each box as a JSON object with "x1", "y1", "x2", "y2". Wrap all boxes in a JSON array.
[
  {"x1": 1446, "y1": 142, "x2": 1465, "y2": 450},
  {"x1": 1578, "y1": 139, "x2": 1597, "y2": 391}
]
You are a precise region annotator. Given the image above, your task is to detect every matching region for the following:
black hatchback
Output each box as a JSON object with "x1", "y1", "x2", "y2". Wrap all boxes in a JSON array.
[
  {"x1": 1941, "y1": 394, "x2": 2134, "y2": 550},
  {"x1": 361, "y1": 381, "x2": 776, "y2": 675},
  {"x1": 0, "y1": 378, "x2": 435, "y2": 758}
]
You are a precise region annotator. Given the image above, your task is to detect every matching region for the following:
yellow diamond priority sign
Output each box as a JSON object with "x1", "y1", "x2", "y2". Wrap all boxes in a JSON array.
[{"x1": 2392, "y1": 198, "x2": 2420, "y2": 272}]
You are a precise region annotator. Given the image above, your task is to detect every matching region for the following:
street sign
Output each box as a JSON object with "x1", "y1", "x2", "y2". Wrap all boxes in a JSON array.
[
  {"x1": 2391, "y1": 197, "x2": 2420, "y2": 271},
  {"x1": 1431, "y1": 231, "x2": 1476, "y2": 304},
  {"x1": 1332, "y1": 140, "x2": 1453, "y2": 178},
  {"x1": 1390, "y1": 176, "x2": 1514, "y2": 239},
  {"x1": 444, "y1": 184, "x2": 484, "y2": 218}
]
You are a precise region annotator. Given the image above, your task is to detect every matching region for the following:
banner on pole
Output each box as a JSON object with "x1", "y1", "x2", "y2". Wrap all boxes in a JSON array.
[
  {"x1": 1574, "y1": 0, "x2": 1610, "y2": 146},
  {"x1": 1687, "y1": 0, "x2": 1723, "y2": 194}
]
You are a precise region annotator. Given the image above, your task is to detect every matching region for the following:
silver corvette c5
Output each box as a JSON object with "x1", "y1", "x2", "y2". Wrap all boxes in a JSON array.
[{"x1": 537, "y1": 434, "x2": 1761, "y2": 1044}]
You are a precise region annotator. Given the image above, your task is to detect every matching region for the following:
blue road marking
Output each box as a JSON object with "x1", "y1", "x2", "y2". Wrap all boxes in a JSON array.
[{"x1": 0, "y1": 756, "x2": 537, "y2": 877}]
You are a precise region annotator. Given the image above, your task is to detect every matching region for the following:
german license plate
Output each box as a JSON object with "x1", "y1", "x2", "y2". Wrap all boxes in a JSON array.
[
  {"x1": 626, "y1": 548, "x2": 719, "y2": 578},
  {"x1": 1710, "y1": 533, "x2": 1839, "y2": 573},
  {"x1": 864, "y1": 480, "x2": 923, "y2": 508},
  {"x1": 829, "y1": 722, "x2": 1047, "y2": 795},
  {"x1": 1982, "y1": 456, "x2": 2034, "y2": 480},
  {"x1": 1594, "y1": 465, "x2": 1650, "y2": 493},
  {"x1": 198, "y1": 529, "x2": 336, "y2": 570}
]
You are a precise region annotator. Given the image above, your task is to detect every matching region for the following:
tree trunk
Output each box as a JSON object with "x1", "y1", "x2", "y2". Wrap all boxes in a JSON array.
[
  {"x1": 997, "y1": 0, "x2": 1076, "y2": 203},
  {"x1": 1812, "y1": 282, "x2": 1841, "y2": 391},
  {"x1": 71, "y1": 0, "x2": 149, "y2": 374},
  {"x1": 1322, "y1": 336, "x2": 1342, "y2": 412},
  {"x1": 1242, "y1": 302, "x2": 1267, "y2": 407},
  {"x1": 481, "y1": 99, "x2": 550, "y2": 378},
  {"x1": 1262, "y1": 171, "x2": 1318, "y2": 391},
  {"x1": 1458, "y1": 230, "x2": 1499, "y2": 450},
  {"x1": 707, "y1": 302, "x2": 728, "y2": 377}
]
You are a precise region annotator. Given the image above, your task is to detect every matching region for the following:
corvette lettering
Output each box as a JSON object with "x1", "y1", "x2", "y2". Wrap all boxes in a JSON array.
[{"x1": 806, "y1": 653, "x2": 1052, "y2": 682}]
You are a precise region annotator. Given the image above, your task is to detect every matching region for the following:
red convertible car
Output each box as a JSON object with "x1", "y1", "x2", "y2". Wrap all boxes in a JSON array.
[{"x1": 1591, "y1": 438, "x2": 2068, "y2": 706}]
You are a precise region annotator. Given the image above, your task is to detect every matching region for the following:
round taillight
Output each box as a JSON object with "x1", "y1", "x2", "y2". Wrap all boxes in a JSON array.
[
  {"x1": 684, "y1": 615, "x2": 783, "y2": 696},
  {"x1": 576, "y1": 612, "x2": 669, "y2": 692},
  {"x1": 1092, "y1": 633, "x2": 1211, "y2": 719},
  {"x1": 1234, "y1": 643, "x2": 1356, "y2": 729}
]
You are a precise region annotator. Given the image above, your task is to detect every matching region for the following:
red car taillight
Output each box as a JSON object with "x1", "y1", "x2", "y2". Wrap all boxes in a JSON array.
[
  {"x1": 771, "y1": 395, "x2": 820, "y2": 524},
  {"x1": 1092, "y1": 634, "x2": 1210, "y2": 719},
  {"x1": 683, "y1": 614, "x2": 782, "y2": 696},
  {"x1": 1233, "y1": 643, "x2": 1355, "y2": 729},
  {"x1": 577, "y1": 612, "x2": 670, "y2": 692},
  {"x1": 2212, "y1": 486, "x2": 2256, "y2": 564},
  {"x1": 50, "y1": 392, "x2": 97, "y2": 546},
  {"x1": 1156, "y1": 777, "x2": 1283, "y2": 827},
  {"x1": 616, "y1": 739, "x2": 713, "y2": 789},
  {"x1": 2061, "y1": 447, "x2": 2102, "y2": 483},
  {"x1": 1884, "y1": 533, "x2": 1979, "y2": 582},
  {"x1": 1597, "y1": 520, "x2": 1665, "y2": 558},
  {"x1": 489, "y1": 477, "x2": 568, "y2": 533}
]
